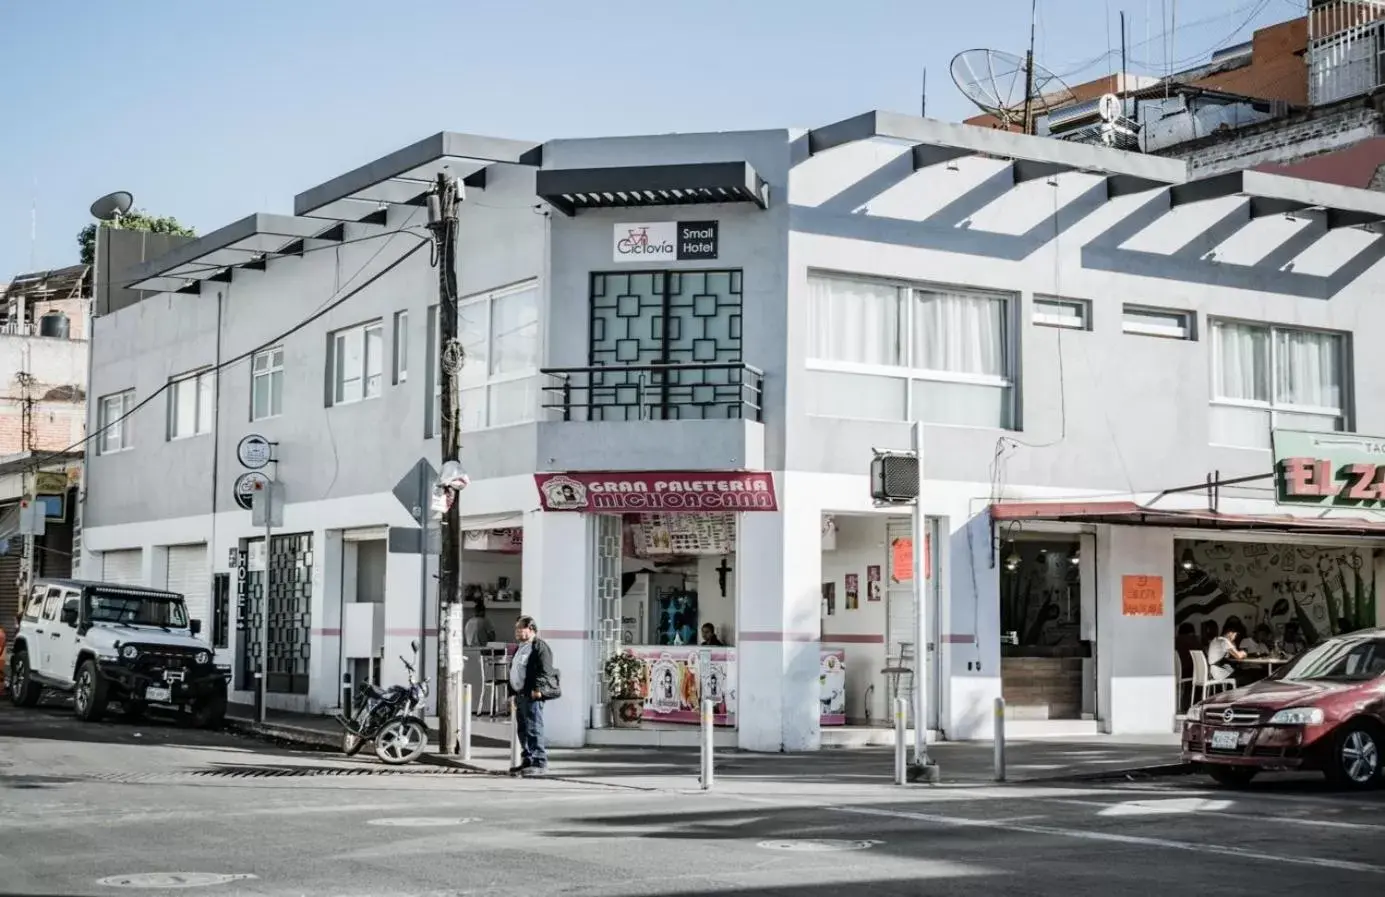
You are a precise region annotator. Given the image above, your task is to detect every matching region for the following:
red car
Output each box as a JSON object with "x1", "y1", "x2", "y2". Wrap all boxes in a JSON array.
[{"x1": 1182, "y1": 629, "x2": 1385, "y2": 789}]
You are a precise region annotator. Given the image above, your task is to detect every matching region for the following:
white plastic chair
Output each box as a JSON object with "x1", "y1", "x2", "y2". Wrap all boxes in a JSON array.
[
  {"x1": 1190, "y1": 650, "x2": 1235, "y2": 706},
  {"x1": 1175, "y1": 651, "x2": 1194, "y2": 713}
]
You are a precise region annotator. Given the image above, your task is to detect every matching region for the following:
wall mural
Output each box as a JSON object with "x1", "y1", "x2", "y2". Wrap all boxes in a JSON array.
[
  {"x1": 999, "y1": 541, "x2": 1082, "y2": 649},
  {"x1": 1174, "y1": 541, "x2": 1378, "y2": 645}
]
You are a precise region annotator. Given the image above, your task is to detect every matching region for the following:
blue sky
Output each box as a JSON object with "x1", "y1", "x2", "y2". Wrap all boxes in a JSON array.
[{"x1": 0, "y1": 0, "x2": 1298, "y2": 278}]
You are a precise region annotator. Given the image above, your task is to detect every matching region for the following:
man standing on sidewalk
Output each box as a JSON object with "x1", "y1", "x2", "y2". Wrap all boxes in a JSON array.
[{"x1": 509, "y1": 616, "x2": 558, "y2": 777}]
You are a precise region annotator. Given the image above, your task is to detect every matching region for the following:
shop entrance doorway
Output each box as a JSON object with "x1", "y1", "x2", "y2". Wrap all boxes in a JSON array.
[{"x1": 997, "y1": 532, "x2": 1096, "y2": 725}]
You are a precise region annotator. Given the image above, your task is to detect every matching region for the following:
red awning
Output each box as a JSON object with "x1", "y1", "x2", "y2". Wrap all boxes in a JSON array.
[{"x1": 990, "y1": 500, "x2": 1385, "y2": 538}]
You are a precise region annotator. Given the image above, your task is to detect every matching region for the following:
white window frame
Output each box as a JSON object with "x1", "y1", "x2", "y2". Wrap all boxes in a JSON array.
[
  {"x1": 330, "y1": 320, "x2": 384, "y2": 406},
  {"x1": 97, "y1": 389, "x2": 136, "y2": 454},
  {"x1": 167, "y1": 368, "x2": 215, "y2": 440},
  {"x1": 431, "y1": 280, "x2": 541, "y2": 435},
  {"x1": 1033, "y1": 296, "x2": 1091, "y2": 331},
  {"x1": 1122, "y1": 304, "x2": 1195, "y2": 340},
  {"x1": 251, "y1": 346, "x2": 284, "y2": 421},
  {"x1": 1208, "y1": 318, "x2": 1350, "y2": 448},
  {"x1": 805, "y1": 271, "x2": 1017, "y2": 428},
  {"x1": 393, "y1": 311, "x2": 408, "y2": 385}
]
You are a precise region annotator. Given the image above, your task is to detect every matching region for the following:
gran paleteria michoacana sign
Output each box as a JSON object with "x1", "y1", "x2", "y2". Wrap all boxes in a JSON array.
[{"x1": 1272, "y1": 429, "x2": 1385, "y2": 506}]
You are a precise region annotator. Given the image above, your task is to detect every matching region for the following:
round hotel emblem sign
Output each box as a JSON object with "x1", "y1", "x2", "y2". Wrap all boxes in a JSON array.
[
  {"x1": 236, "y1": 434, "x2": 272, "y2": 470},
  {"x1": 233, "y1": 471, "x2": 270, "y2": 511}
]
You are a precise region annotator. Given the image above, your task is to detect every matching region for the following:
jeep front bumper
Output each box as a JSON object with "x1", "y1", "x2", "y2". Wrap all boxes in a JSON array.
[{"x1": 98, "y1": 661, "x2": 229, "y2": 704}]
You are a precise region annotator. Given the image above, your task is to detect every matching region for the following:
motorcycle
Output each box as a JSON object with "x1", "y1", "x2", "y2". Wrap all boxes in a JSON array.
[{"x1": 336, "y1": 641, "x2": 431, "y2": 765}]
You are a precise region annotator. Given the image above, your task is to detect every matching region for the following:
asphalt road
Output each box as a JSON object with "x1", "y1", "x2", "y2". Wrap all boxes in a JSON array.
[{"x1": 2, "y1": 703, "x2": 1383, "y2": 897}]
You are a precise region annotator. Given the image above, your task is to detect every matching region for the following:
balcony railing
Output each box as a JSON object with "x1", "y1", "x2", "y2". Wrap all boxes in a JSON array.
[{"x1": 540, "y1": 362, "x2": 764, "y2": 423}]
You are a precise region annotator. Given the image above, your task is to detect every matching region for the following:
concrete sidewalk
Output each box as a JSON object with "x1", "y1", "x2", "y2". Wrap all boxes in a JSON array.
[{"x1": 224, "y1": 703, "x2": 1189, "y2": 788}]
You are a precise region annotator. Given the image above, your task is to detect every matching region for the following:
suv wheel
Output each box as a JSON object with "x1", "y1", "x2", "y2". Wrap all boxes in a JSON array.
[
  {"x1": 1325, "y1": 720, "x2": 1383, "y2": 790},
  {"x1": 9, "y1": 652, "x2": 41, "y2": 708},
  {"x1": 73, "y1": 659, "x2": 108, "y2": 723}
]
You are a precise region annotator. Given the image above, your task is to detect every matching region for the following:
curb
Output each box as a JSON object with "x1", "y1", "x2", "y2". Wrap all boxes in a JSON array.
[
  {"x1": 1025, "y1": 761, "x2": 1196, "y2": 784},
  {"x1": 226, "y1": 716, "x2": 501, "y2": 773}
]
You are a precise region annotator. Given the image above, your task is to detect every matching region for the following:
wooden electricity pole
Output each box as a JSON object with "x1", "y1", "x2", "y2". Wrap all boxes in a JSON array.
[{"x1": 429, "y1": 172, "x2": 464, "y2": 751}]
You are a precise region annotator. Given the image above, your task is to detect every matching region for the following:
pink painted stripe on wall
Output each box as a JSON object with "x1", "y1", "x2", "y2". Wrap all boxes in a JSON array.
[
  {"x1": 540, "y1": 629, "x2": 587, "y2": 640},
  {"x1": 311, "y1": 628, "x2": 342, "y2": 637},
  {"x1": 739, "y1": 630, "x2": 819, "y2": 643},
  {"x1": 385, "y1": 628, "x2": 439, "y2": 637},
  {"x1": 822, "y1": 634, "x2": 886, "y2": 644},
  {"x1": 943, "y1": 634, "x2": 976, "y2": 644}
]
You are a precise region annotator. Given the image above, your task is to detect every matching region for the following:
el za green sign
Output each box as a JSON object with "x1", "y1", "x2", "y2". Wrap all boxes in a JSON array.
[{"x1": 1272, "y1": 429, "x2": 1385, "y2": 506}]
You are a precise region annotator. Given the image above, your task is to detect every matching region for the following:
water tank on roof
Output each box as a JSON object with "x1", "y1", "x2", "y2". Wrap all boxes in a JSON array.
[{"x1": 39, "y1": 312, "x2": 69, "y2": 339}]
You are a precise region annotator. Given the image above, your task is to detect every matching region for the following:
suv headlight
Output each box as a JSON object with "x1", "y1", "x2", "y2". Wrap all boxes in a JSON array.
[
  {"x1": 1269, "y1": 707, "x2": 1324, "y2": 726},
  {"x1": 121, "y1": 645, "x2": 139, "y2": 660},
  {"x1": 1186, "y1": 704, "x2": 1203, "y2": 722},
  {"x1": 194, "y1": 651, "x2": 210, "y2": 665}
]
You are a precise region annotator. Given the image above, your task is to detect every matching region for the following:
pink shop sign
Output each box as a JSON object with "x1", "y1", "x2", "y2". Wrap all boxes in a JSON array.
[{"x1": 534, "y1": 471, "x2": 777, "y2": 513}]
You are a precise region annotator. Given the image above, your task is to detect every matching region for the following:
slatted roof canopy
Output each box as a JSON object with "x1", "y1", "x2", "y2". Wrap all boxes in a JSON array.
[{"x1": 536, "y1": 161, "x2": 771, "y2": 216}]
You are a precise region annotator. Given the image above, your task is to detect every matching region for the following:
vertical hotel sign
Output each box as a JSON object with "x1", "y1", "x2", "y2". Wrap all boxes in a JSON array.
[{"x1": 1272, "y1": 429, "x2": 1385, "y2": 507}]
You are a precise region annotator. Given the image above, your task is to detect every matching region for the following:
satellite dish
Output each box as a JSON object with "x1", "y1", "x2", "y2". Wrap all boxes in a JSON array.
[
  {"x1": 951, "y1": 49, "x2": 1078, "y2": 132},
  {"x1": 90, "y1": 191, "x2": 134, "y2": 222},
  {"x1": 1098, "y1": 93, "x2": 1121, "y2": 123}
]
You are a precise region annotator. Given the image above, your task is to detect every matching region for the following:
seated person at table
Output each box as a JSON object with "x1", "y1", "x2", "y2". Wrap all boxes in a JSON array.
[
  {"x1": 1207, "y1": 622, "x2": 1247, "y2": 683},
  {"x1": 700, "y1": 623, "x2": 725, "y2": 646},
  {"x1": 1241, "y1": 623, "x2": 1275, "y2": 656},
  {"x1": 1282, "y1": 622, "x2": 1307, "y2": 656}
]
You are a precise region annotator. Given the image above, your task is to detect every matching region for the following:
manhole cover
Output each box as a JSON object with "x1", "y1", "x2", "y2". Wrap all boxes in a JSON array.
[
  {"x1": 97, "y1": 873, "x2": 256, "y2": 888},
  {"x1": 367, "y1": 817, "x2": 478, "y2": 827},
  {"x1": 757, "y1": 839, "x2": 880, "y2": 852}
]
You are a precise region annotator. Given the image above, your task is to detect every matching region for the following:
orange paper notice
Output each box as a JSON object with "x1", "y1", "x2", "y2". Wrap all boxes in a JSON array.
[
  {"x1": 889, "y1": 535, "x2": 932, "y2": 583},
  {"x1": 1121, "y1": 575, "x2": 1164, "y2": 617}
]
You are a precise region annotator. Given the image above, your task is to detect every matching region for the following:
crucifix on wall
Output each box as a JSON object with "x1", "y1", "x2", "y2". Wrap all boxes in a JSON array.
[{"x1": 716, "y1": 557, "x2": 732, "y2": 597}]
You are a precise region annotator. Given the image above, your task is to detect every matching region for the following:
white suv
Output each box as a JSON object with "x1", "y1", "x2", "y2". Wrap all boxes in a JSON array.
[{"x1": 7, "y1": 578, "x2": 229, "y2": 727}]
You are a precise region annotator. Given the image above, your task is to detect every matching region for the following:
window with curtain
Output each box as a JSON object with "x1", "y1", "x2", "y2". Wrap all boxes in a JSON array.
[
  {"x1": 806, "y1": 273, "x2": 1014, "y2": 428},
  {"x1": 1209, "y1": 319, "x2": 1347, "y2": 449},
  {"x1": 431, "y1": 281, "x2": 540, "y2": 434}
]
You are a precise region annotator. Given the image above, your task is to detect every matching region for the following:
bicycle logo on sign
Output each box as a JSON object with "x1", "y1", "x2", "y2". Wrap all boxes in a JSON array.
[{"x1": 616, "y1": 225, "x2": 674, "y2": 257}]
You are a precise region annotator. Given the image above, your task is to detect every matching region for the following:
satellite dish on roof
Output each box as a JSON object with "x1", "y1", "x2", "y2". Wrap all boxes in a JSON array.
[
  {"x1": 951, "y1": 49, "x2": 1077, "y2": 133},
  {"x1": 90, "y1": 191, "x2": 134, "y2": 222},
  {"x1": 1098, "y1": 93, "x2": 1122, "y2": 123}
]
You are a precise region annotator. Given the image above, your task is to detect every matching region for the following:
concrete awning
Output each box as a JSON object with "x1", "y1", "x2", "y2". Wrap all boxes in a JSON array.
[
  {"x1": 990, "y1": 500, "x2": 1385, "y2": 538},
  {"x1": 293, "y1": 132, "x2": 541, "y2": 223}
]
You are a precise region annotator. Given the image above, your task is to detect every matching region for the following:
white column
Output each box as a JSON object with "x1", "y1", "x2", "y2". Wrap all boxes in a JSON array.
[
  {"x1": 1096, "y1": 526, "x2": 1176, "y2": 734},
  {"x1": 736, "y1": 473, "x2": 822, "y2": 752},
  {"x1": 382, "y1": 542, "x2": 436, "y2": 713},
  {"x1": 313, "y1": 530, "x2": 345, "y2": 712},
  {"x1": 521, "y1": 510, "x2": 591, "y2": 748}
]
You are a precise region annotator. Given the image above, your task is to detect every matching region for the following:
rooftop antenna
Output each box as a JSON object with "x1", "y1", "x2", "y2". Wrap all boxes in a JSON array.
[
  {"x1": 921, "y1": 67, "x2": 928, "y2": 117},
  {"x1": 89, "y1": 190, "x2": 134, "y2": 223},
  {"x1": 951, "y1": 48, "x2": 1076, "y2": 134},
  {"x1": 1021, "y1": 0, "x2": 1039, "y2": 134},
  {"x1": 29, "y1": 177, "x2": 37, "y2": 271}
]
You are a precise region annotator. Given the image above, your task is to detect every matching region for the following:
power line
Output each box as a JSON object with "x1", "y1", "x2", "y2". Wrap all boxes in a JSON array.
[{"x1": 34, "y1": 230, "x2": 431, "y2": 469}]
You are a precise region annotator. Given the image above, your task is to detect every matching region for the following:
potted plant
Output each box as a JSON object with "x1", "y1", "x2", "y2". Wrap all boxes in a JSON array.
[{"x1": 603, "y1": 651, "x2": 647, "y2": 728}]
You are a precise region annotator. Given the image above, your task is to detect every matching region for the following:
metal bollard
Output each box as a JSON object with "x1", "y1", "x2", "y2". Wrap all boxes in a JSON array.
[
  {"x1": 460, "y1": 683, "x2": 473, "y2": 761},
  {"x1": 700, "y1": 699, "x2": 714, "y2": 790},
  {"x1": 509, "y1": 699, "x2": 522, "y2": 769},
  {"x1": 994, "y1": 696, "x2": 1006, "y2": 782},
  {"x1": 894, "y1": 697, "x2": 908, "y2": 785}
]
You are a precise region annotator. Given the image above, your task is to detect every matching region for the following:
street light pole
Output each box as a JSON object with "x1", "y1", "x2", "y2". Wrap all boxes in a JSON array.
[{"x1": 428, "y1": 173, "x2": 464, "y2": 750}]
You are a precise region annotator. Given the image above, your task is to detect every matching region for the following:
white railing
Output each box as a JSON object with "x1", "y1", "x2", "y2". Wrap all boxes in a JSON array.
[{"x1": 1308, "y1": 0, "x2": 1385, "y2": 105}]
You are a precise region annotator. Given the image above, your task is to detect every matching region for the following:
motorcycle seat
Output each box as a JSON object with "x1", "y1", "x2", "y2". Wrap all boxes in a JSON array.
[{"x1": 362, "y1": 683, "x2": 389, "y2": 700}]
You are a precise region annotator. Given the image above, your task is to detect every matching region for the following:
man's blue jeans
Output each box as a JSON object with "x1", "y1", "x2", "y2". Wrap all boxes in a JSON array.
[{"x1": 515, "y1": 696, "x2": 547, "y2": 768}]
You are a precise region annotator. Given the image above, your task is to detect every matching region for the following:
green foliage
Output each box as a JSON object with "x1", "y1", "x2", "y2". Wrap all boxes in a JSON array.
[
  {"x1": 602, "y1": 651, "x2": 647, "y2": 700},
  {"x1": 77, "y1": 210, "x2": 196, "y2": 266}
]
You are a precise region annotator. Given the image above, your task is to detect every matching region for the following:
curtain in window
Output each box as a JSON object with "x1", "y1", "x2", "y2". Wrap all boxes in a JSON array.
[
  {"x1": 1274, "y1": 328, "x2": 1342, "y2": 411},
  {"x1": 490, "y1": 287, "x2": 540, "y2": 376},
  {"x1": 913, "y1": 290, "x2": 1006, "y2": 377},
  {"x1": 1211, "y1": 322, "x2": 1269, "y2": 402},
  {"x1": 807, "y1": 276, "x2": 902, "y2": 366}
]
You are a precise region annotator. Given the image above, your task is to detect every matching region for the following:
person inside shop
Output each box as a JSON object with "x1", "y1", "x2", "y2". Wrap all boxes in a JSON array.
[
  {"x1": 463, "y1": 599, "x2": 496, "y2": 647},
  {"x1": 1207, "y1": 621, "x2": 1248, "y2": 685},
  {"x1": 1282, "y1": 621, "x2": 1307, "y2": 657},
  {"x1": 1241, "y1": 623, "x2": 1276, "y2": 657},
  {"x1": 700, "y1": 622, "x2": 725, "y2": 646}
]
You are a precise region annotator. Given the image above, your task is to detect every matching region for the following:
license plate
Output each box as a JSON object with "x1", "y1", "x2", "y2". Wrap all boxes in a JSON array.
[
  {"x1": 1210, "y1": 730, "x2": 1240, "y2": 750},
  {"x1": 145, "y1": 686, "x2": 172, "y2": 703}
]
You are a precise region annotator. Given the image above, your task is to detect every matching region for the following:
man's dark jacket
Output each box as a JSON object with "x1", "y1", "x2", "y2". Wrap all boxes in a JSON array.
[{"x1": 510, "y1": 638, "x2": 560, "y2": 700}]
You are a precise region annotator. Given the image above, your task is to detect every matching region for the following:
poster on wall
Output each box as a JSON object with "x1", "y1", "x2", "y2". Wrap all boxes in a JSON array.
[
  {"x1": 822, "y1": 581, "x2": 836, "y2": 616},
  {"x1": 820, "y1": 650, "x2": 847, "y2": 725},
  {"x1": 845, "y1": 573, "x2": 859, "y2": 610},
  {"x1": 867, "y1": 565, "x2": 882, "y2": 601},
  {"x1": 1122, "y1": 575, "x2": 1165, "y2": 617}
]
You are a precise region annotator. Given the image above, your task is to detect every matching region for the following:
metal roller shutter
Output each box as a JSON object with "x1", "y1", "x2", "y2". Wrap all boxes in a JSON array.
[
  {"x1": 101, "y1": 549, "x2": 143, "y2": 585},
  {"x1": 0, "y1": 551, "x2": 20, "y2": 643},
  {"x1": 165, "y1": 544, "x2": 209, "y2": 625}
]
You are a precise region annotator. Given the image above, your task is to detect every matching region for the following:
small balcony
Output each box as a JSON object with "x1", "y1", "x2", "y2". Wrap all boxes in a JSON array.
[{"x1": 535, "y1": 362, "x2": 766, "y2": 472}]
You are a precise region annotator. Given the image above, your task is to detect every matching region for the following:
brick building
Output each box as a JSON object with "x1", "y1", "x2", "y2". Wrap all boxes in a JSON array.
[{"x1": 0, "y1": 264, "x2": 88, "y2": 640}]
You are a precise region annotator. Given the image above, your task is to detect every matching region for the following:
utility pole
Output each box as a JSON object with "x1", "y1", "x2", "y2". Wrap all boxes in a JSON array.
[
  {"x1": 428, "y1": 172, "x2": 464, "y2": 752},
  {"x1": 1021, "y1": 0, "x2": 1038, "y2": 135}
]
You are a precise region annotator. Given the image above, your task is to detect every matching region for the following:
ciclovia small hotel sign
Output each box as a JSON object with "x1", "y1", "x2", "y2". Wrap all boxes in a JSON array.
[
  {"x1": 612, "y1": 221, "x2": 719, "y2": 263},
  {"x1": 1273, "y1": 429, "x2": 1385, "y2": 506}
]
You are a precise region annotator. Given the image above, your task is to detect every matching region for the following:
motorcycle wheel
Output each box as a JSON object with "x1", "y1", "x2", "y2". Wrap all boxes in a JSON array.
[
  {"x1": 342, "y1": 731, "x2": 364, "y2": 757},
  {"x1": 374, "y1": 718, "x2": 427, "y2": 765}
]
